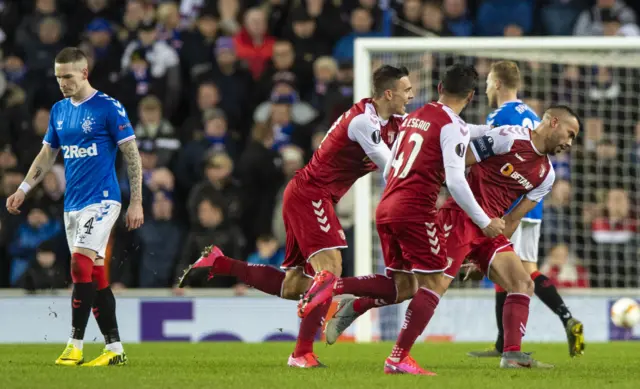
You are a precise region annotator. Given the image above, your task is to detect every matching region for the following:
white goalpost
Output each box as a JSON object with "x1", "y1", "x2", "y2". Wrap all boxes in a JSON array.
[{"x1": 352, "y1": 37, "x2": 640, "y2": 343}]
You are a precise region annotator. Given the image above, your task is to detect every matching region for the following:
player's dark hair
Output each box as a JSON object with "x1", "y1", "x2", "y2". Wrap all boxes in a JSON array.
[
  {"x1": 54, "y1": 47, "x2": 88, "y2": 64},
  {"x1": 372, "y1": 65, "x2": 409, "y2": 98},
  {"x1": 440, "y1": 63, "x2": 479, "y2": 99},
  {"x1": 544, "y1": 104, "x2": 580, "y2": 122},
  {"x1": 544, "y1": 104, "x2": 582, "y2": 131}
]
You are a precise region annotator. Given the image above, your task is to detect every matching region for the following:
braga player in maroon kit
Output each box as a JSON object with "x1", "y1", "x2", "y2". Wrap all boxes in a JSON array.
[
  {"x1": 177, "y1": 65, "x2": 413, "y2": 367},
  {"x1": 438, "y1": 105, "x2": 580, "y2": 369},
  {"x1": 373, "y1": 64, "x2": 505, "y2": 375}
]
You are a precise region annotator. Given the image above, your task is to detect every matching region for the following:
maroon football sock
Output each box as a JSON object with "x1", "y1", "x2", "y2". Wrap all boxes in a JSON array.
[
  {"x1": 293, "y1": 299, "x2": 331, "y2": 358},
  {"x1": 213, "y1": 256, "x2": 285, "y2": 297},
  {"x1": 502, "y1": 293, "x2": 530, "y2": 353},
  {"x1": 353, "y1": 297, "x2": 394, "y2": 314},
  {"x1": 390, "y1": 288, "x2": 440, "y2": 361},
  {"x1": 334, "y1": 274, "x2": 397, "y2": 302}
]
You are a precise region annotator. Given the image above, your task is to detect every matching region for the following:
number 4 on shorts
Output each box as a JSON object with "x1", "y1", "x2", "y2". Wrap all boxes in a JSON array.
[{"x1": 84, "y1": 217, "x2": 94, "y2": 235}]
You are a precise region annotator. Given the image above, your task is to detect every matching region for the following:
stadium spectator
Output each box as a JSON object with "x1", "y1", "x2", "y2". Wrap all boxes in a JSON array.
[
  {"x1": 540, "y1": 244, "x2": 590, "y2": 288},
  {"x1": 601, "y1": 7, "x2": 640, "y2": 36},
  {"x1": 117, "y1": 0, "x2": 151, "y2": 43},
  {"x1": 475, "y1": 0, "x2": 533, "y2": 36},
  {"x1": 134, "y1": 96, "x2": 180, "y2": 168},
  {"x1": 237, "y1": 121, "x2": 284, "y2": 253},
  {"x1": 210, "y1": 37, "x2": 254, "y2": 134},
  {"x1": 540, "y1": 0, "x2": 585, "y2": 36},
  {"x1": 68, "y1": 0, "x2": 121, "y2": 45},
  {"x1": 308, "y1": 56, "x2": 338, "y2": 117},
  {"x1": 121, "y1": 19, "x2": 181, "y2": 117},
  {"x1": 180, "y1": 7, "x2": 220, "y2": 88},
  {"x1": 255, "y1": 40, "x2": 308, "y2": 108},
  {"x1": 135, "y1": 191, "x2": 183, "y2": 287},
  {"x1": 590, "y1": 188, "x2": 639, "y2": 287},
  {"x1": 82, "y1": 18, "x2": 123, "y2": 97},
  {"x1": 443, "y1": 0, "x2": 474, "y2": 36},
  {"x1": 16, "y1": 239, "x2": 67, "y2": 291},
  {"x1": 188, "y1": 151, "x2": 243, "y2": 225},
  {"x1": 176, "y1": 197, "x2": 245, "y2": 288},
  {"x1": 217, "y1": 0, "x2": 242, "y2": 36},
  {"x1": 15, "y1": 0, "x2": 67, "y2": 51},
  {"x1": 333, "y1": 7, "x2": 385, "y2": 62},
  {"x1": 175, "y1": 108, "x2": 234, "y2": 194},
  {"x1": 233, "y1": 7, "x2": 275, "y2": 80},
  {"x1": 246, "y1": 233, "x2": 284, "y2": 267},
  {"x1": 8, "y1": 207, "x2": 63, "y2": 286},
  {"x1": 421, "y1": 1, "x2": 451, "y2": 36},
  {"x1": 288, "y1": 8, "x2": 332, "y2": 72},
  {"x1": 156, "y1": 1, "x2": 184, "y2": 51},
  {"x1": 180, "y1": 81, "x2": 221, "y2": 142},
  {"x1": 392, "y1": 0, "x2": 423, "y2": 37},
  {"x1": 574, "y1": 0, "x2": 636, "y2": 36}
]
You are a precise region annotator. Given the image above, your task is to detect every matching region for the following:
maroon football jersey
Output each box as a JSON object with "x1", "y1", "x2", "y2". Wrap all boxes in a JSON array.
[
  {"x1": 377, "y1": 102, "x2": 471, "y2": 223},
  {"x1": 296, "y1": 98, "x2": 403, "y2": 203},
  {"x1": 441, "y1": 125, "x2": 555, "y2": 218}
]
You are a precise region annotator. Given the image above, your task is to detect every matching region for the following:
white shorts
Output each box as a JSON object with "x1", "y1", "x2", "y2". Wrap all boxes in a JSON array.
[
  {"x1": 510, "y1": 221, "x2": 541, "y2": 263},
  {"x1": 64, "y1": 200, "x2": 121, "y2": 259}
]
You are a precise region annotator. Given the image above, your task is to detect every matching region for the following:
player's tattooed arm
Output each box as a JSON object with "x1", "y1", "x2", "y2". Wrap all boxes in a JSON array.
[
  {"x1": 23, "y1": 144, "x2": 60, "y2": 188},
  {"x1": 119, "y1": 140, "x2": 143, "y2": 203}
]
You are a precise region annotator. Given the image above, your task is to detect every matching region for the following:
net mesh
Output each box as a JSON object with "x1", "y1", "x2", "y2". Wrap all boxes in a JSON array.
[{"x1": 366, "y1": 49, "x2": 640, "y2": 301}]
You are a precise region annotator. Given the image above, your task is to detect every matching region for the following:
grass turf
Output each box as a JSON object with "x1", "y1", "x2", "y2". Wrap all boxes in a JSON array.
[{"x1": 1, "y1": 342, "x2": 639, "y2": 389}]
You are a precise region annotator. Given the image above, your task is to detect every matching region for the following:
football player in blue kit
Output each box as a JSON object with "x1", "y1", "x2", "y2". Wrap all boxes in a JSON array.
[{"x1": 6, "y1": 48, "x2": 144, "y2": 366}]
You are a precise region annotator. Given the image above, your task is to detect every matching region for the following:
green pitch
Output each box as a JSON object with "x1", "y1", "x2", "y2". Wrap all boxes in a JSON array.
[{"x1": 1, "y1": 343, "x2": 639, "y2": 389}]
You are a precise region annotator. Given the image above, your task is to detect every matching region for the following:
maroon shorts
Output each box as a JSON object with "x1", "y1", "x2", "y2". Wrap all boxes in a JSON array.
[
  {"x1": 377, "y1": 219, "x2": 449, "y2": 277},
  {"x1": 437, "y1": 208, "x2": 514, "y2": 278},
  {"x1": 280, "y1": 178, "x2": 348, "y2": 277}
]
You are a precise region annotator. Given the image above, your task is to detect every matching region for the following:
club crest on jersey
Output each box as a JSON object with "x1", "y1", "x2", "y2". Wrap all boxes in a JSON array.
[
  {"x1": 371, "y1": 129, "x2": 381, "y2": 144},
  {"x1": 500, "y1": 163, "x2": 534, "y2": 190},
  {"x1": 81, "y1": 115, "x2": 95, "y2": 134}
]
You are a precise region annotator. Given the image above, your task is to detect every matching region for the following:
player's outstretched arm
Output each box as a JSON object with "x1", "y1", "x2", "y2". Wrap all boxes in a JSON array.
[
  {"x1": 6, "y1": 144, "x2": 59, "y2": 215},
  {"x1": 119, "y1": 139, "x2": 144, "y2": 230}
]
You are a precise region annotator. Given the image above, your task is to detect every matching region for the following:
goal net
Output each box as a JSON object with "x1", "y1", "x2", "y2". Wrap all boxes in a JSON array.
[{"x1": 352, "y1": 37, "x2": 640, "y2": 342}]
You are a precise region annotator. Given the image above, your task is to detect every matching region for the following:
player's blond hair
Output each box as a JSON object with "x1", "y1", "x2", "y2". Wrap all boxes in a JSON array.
[{"x1": 490, "y1": 61, "x2": 521, "y2": 90}]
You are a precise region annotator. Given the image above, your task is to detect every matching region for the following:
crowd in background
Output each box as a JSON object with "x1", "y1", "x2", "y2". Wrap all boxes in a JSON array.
[{"x1": 0, "y1": 0, "x2": 638, "y2": 292}]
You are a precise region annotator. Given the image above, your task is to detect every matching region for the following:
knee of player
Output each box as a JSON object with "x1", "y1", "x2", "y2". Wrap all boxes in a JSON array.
[
  {"x1": 394, "y1": 276, "x2": 418, "y2": 302},
  {"x1": 513, "y1": 278, "x2": 535, "y2": 296}
]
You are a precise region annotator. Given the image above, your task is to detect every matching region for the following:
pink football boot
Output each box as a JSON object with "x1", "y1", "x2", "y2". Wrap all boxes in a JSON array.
[
  {"x1": 177, "y1": 245, "x2": 224, "y2": 287},
  {"x1": 287, "y1": 353, "x2": 327, "y2": 368},
  {"x1": 297, "y1": 270, "x2": 337, "y2": 318},
  {"x1": 384, "y1": 355, "x2": 437, "y2": 376}
]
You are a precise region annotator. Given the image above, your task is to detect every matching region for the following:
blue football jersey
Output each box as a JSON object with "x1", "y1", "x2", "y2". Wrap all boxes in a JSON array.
[
  {"x1": 486, "y1": 101, "x2": 543, "y2": 222},
  {"x1": 43, "y1": 91, "x2": 135, "y2": 212}
]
